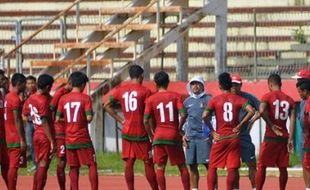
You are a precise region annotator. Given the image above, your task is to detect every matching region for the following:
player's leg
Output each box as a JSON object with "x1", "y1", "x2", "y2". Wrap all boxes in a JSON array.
[
  {"x1": 88, "y1": 162, "x2": 98, "y2": 190},
  {"x1": 256, "y1": 165, "x2": 266, "y2": 190},
  {"x1": 207, "y1": 167, "x2": 217, "y2": 190},
  {"x1": 1, "y1": 164, "x2": 8, "y2": 186},
  {"x1": 153, "y1": 145, "x2": 168, "y2": 190},
  {"x1": 7, "y1": 148, "x2": 23, "y2": 190},
  {"x1": 67, "y1": 149, "x2": 80, "y2": 190},
  {"x1": 167, "y1": 144, "x2": 190, "y2": 190},
  {"x1": 70, "y1": 166, "x2": 80, "y2": 190},
  {"x1": 1, "y1": 144, "x2": 9, "y2": 187},
  {"x1": 56, "y1": 139, "x2": 66, "y2": 190},
  {"x1": 227, "y1": 168, "x2": 238, "y2": 190},
  {"x1": 247, "y1": 162, "x2": 257, "y2": 189},
  {"x1": 36, "y1": 160, "x2": 50, "y2": 190},
  {"x1": 279, "y1": 167, "x2": 288, "y2": 190},
  {"x1": 177, "y1": 163, "x2": 190, "y2": 190},
  {"x1": 124, "y1": 158, "x2": 135, "y2": 190},
  {"x1": 303, "y1": 150, "x2": 310, "y2": 189},
  {"x1": 189, "y1": 164, "x2": 199, "y2": 190},
  {"x1": 143, "y1": 158, "x2": 159, "y2": 190},
  {"x1": 226, "y1": 139, "x2": 241, "y2": 190}
]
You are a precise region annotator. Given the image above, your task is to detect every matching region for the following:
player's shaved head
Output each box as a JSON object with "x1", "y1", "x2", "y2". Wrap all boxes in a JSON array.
[
  {"x1": 154, "y1": 71, "x2": 169, "y2": 89},
  {"x1": 37, "y1": 74, "x2": 54, "y2": 90},
  {"x1": 268, "y1": 73, "x2": 282, "y2": 87},
  {"x1": 129, "y1": 65, "x2": 144, "y2": 79},
  {"x1": 69, "y1": 71, "x2": 89, "y2": 87},
  {"x1": 218, "y1": 72, "x2": 232, "y2": 90},
  {"x1": 26, "y1": 75, "x2": 36, "y2": 82}
]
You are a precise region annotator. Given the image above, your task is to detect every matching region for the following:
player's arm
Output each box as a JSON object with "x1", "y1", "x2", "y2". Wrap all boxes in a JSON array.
[
  {"x1": 85, "y1": 96, "x2": 93, "y2": 123},
  {"x1": 288, "y1": 104, "x2": 296, "y2": 152},
  {"x1": 13, "y1": 108, "x2": 26, "y2": 151},
  {"x1": 143, "y1": 99, "x2": 154, "y2": 141},
  {"x1": 41, "y1": 117, "x2": 56, "y2": 153},
  {"x1": 259, "y1": 102, "x2": 283, "y2": 136},
  {"x1": 103, "y1": 96, "x2": 124, "y2": 125},
  {"x1": 233, "y1": 103, "x2": 255, "y2": 133},
  {"x1": 202, "y1": 108, "x2": 219, "y2": 141}
]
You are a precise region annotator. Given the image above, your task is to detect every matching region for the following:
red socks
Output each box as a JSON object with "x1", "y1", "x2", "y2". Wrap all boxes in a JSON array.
[
  {"x1": 89, "y1": 163, "x2": 98, "y2": 190},
  {"x1": 124, "y1": 159, "x2": 135, "y2": 190},
  {"x1": 144, "y1": 160, "x2": 159, "y2": 190},
  {"x1": 36, "y1": 166, "x2": 48, "y2": 190},
  {"x1": 70, "y1": 166, "x2": 80, "y2": 190},
  {"x1": 179, "y1": 166, "x2": 190, "y2": 190},
  {"x1": 1, "y1": 164, "x2": 8, "y2": 187},
  {"x1": 279, "y1": 167, "x2": 288, "y2": 190},
  {"x1": 227, "y1": 169, "x2": 238, "y2": 190},
  {"x1": 256, "y1": 166, "x2": 266, "y2": 190},
  {"x1": 207, "y1": 168, "x2": 217, "y2": 190},
  {"x1": 8, "y1": 167, "x2": 18, "y2": 190},
  {"x1": 56, "y1": 164, "x2": 66, "y2": 190},
  {"x1": 156, "y1": 168, "x2": 166, "y2": 190}
]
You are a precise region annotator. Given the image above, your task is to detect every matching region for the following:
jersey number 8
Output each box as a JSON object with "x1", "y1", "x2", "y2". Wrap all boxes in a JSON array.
[{"x1": 223, "y1": 102, "x2": 233, "y2": 122}]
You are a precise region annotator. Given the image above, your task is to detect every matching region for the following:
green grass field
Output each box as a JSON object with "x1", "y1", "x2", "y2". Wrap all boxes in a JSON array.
[{"x1": 18, "y1": 152, "x2": 302, "y2": 177}]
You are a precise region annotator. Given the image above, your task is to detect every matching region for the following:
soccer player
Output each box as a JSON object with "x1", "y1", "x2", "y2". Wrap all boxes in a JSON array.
[
  {"x1": 0, "y1": 69, "x2": 8, "y2": 187},
  {"x1": 231, "y1": 74, "x2": 260, "y2": 190},
  {"x1": 293, "y1": 69, "x2": 310, "y2": 189},
  {"x1": 56, "y1": 72, "x2": 98, "y2": 190},
  {"x1": 24, "y1": 75, "x2": 37, "y2": 172},
  {"x1": 50, "y1": 81, "x2": 72, "y2": 190},
  {"x1": 182, "y1": 76, "x2": 212, "y2": 190},
  {"x1": 104, "y1": 65, "x2": 158, "y2": 190},
  {"x1": 252, "y1": 74, "x2": 295, "y2": 190},
  {"x1": 4, "y1": 73, "x2": 27, "y2": 190},
  {"x1": 296, "y1": 79, "x2": 310, "y2": 190},
  {"x1": 144, "y1": 71, "x2": 190, "y2": 190},
  {"x1": 22, "y1": 74, "x2": 56, "y2": 190},
  {"x1": 202, "y1": 72, "x2": 255, "y2": 190}
]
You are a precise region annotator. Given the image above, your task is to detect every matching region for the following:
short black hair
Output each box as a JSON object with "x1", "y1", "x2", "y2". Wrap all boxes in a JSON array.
[
  {"x1": 218, "y1": 72, "x2": 232, "y2": 90},
  {"x1": 37, "y1": 74, "x2": 54, "y2": 90},
  {"x1": 69, "y1": 72, "x2": 89, "y2": 87},
  {"x1": 11, "y1": 73, "x2": 26, "y2": 87},
  {"x1": 0, "y1": 70, "x2": 5, "y2": 77},
  {"x1": 154, "y1": 71, "x2": 169, "y2": 88},
  {"x1": 26, "y1": 75, "x2": 36, "y2": 82},
  {"x1": 268, "y1": 73, "x2": 282, "y2": 87},
  {"x1": 129, "y1": 65, "x2": 144, "y2": 79},
  {"x1": 296, "y1": 79, "x2": 310, "y2": 91}
]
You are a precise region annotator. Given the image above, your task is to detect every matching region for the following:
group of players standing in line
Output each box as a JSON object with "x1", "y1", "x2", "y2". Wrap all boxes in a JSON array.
[
  {"x1": 0, "y1": 65, "x2": 309, "y2": 190},
  {"x1": 0, "y1": 71, "x2": 98, "y2": 190},
  {"x1": 104, "y1": 65, "x2": 310, "y2": 190}
]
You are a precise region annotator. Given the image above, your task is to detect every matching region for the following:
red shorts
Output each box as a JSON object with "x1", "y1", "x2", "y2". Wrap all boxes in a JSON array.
[
  {"x1": 153, "y1": 144, "x2": 185, "y2": 166},
  {"x1": 122, "y1": 139, "x2": 152, "y2": 161},
  {"x1": 0, "y1": 143, "x2": 8, "y2": 165},
  {"x1": 66, "y1": 147, "x2": 96, "y2": 167},
  {"x1": 304, "y1": 152, "x2": 310, "y2": 175},
  {"x1": 258, "y1": 141, "x2": 289, "y2": 167},
  {"x1": 56, "y1": 138, "x2": 66, "y2": 159},
  {"x1": 33, "y1": 135, "x2": 51, "y2": 163},
  {"x1": 7, "y1": 148, "x2": 27, "y2": 168},
  {"x1": 209, "y1": 138, "x2": 240, "y2": 169}
]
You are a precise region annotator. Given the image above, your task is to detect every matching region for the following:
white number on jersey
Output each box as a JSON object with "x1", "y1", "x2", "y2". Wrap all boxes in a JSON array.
[
  {"x1": 156, "y1": 101, "x2": 174, "y2": 122},
  {"x1": 122, "y1": 91, "x2": 138, "y2": 112},
  {"x1": 223, "y1": 102, "x2": 233, "y2": 122},
  {"x1": 273, "y1": 100, "x2": 289, "y2": 120},
  {"x1": 29, "y1": 104, "x2": 42, "y2": 125},
  {"x1": 4, "y1": 101, "x2": 7, "y2": 121},
  {"x1": 64, "y1": 102, "x2": 81, "y2": 123}
]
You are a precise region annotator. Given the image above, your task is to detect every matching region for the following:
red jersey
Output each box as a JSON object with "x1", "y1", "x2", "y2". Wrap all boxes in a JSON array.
[
  {"x1": 261, "y1": 90, "x2": 295, "y2": 138},
  {"x1": 4, "y1": 91, "x2": 22, "y2": 148},
  {"x1": 56, "y1": 91, "x2": 93, "y2": 149},
  {"x1": 144, "y1": 91, "x2": 185, "y2": 145},
  {"x1": 304, "y1": 99, "x2": 310, "y2": 148},
  {"x1": 206, "y1": 93, "x2": 248, "y2": 136},
  {"x1": 50, "y1": 87, "x2": 70, "y2": 138},
  {"x1": 0, "y1": 91, "x2": 5, "y2": 142},
  {"x1": 108, "y1": 83, "x2": 151, "y2": 141},
  {"x1": 22, "y1": 93, "x2": 52, "y2": 137}
]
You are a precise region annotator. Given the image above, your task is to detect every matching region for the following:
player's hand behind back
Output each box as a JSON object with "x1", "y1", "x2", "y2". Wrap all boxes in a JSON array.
[{"x1": 271, "y1": 124, "x2": 283, "y2": 136}]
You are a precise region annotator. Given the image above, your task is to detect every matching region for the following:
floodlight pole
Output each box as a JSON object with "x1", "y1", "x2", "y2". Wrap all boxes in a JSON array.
[{"x1": 214, "y1": 0, "x2": 227, "y2": 77}]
